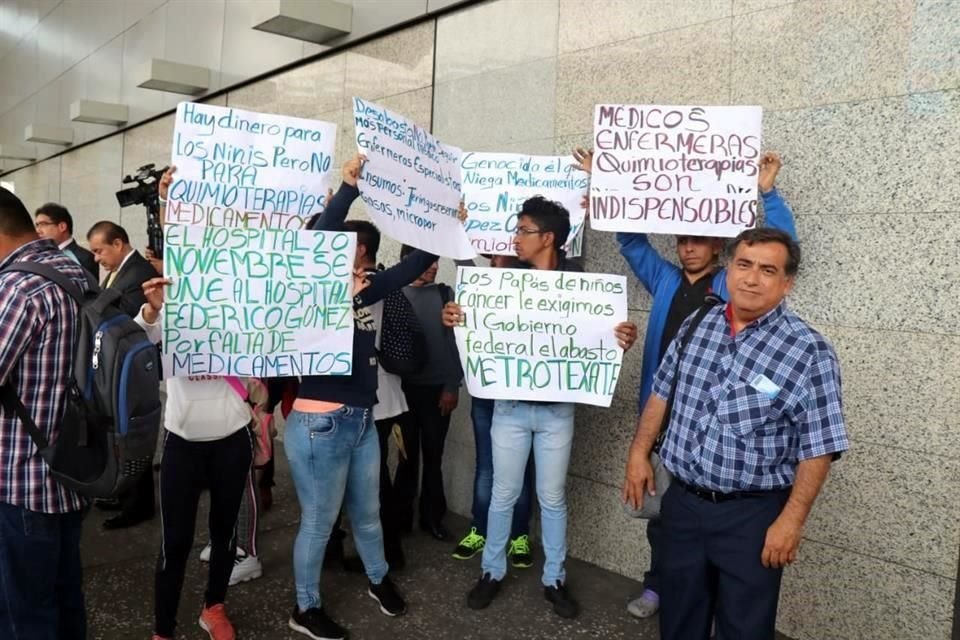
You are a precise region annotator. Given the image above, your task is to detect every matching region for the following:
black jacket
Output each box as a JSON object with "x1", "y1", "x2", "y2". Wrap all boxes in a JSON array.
[
  {"x1": 101, "y1": 250, "x2": 157, "y2": 317},
  {"x1": 62, "y1": 239, "x2": 98, "y2": 279}
]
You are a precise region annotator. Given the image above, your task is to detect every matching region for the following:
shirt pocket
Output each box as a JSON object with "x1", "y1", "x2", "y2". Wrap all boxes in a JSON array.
[{"x1": 715, "y1": 381, "x2": 777, "y2": 438}]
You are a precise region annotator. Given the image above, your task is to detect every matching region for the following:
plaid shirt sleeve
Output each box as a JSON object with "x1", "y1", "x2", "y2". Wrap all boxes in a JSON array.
[
  {"x1": 0, "y1": 278, "x2": 39, "y2": 386},
  {"x1": 794, "y1": 343, "x2": 849, "y2": 460}
]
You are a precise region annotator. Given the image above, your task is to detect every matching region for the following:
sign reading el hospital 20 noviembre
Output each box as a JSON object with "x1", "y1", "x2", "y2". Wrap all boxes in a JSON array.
[
  {"x1": 590, "y1": 104, "x2": 762, "y2": 237},
  {"x1": 162, "y1": 102, "x2": 356, "y2": 379},
  {"x1": 453, "y1": 267, "x2": 628, "y2": 407}
]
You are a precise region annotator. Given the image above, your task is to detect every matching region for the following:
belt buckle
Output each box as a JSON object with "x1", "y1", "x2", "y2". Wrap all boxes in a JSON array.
[{"x1": 709, "y1": 490, "x2": 719, "y2": 503}]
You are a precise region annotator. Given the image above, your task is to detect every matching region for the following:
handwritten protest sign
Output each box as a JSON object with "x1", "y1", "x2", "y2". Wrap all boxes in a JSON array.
[
  {"x1": 353, "y1": 97, "x2": 474, "y2": 259},
  {"x1": 453, "y1": 266, "x2": 628, "y2": 407},
  {"x1": 460, "y1": 152, "x2": 588, "y2": 257},
  {"x1": 163, "y1": 102, "x2": 353, "y2": 378},
  {"x1": 161, "y1": 224, "x2": 356, "y2": 378},
  {"x1": 590, "y1": 105, "x2": 762, "y2": 237},
  {"x1": 166, "y1": 102, "x2": 337, "y2": 230}
]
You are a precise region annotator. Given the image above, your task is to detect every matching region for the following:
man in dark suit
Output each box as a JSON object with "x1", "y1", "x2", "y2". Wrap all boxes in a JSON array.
[
  {"x1": 86, "y1": 220, "x2": 157, "y2": 317},
  {"x1": 34, "y1": 203, "x2": 98, "y2": 278},
  {"x1": 86, "y1": 220, "x2": 159, "y2": 528}
]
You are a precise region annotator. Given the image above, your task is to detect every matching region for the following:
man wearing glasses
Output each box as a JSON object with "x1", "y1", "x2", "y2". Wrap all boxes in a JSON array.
[{"x1": 34, "y1": 203, "x2": 98, "y2": 278}]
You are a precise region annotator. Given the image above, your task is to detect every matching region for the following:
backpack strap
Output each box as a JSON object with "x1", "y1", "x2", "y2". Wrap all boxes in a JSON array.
[
  {"x1": 224, "y1": 376, "x2": 250, "y2": 402},
  {"x1": 0, "y1": 261, "x2": 94, "y2": 459},
  {"x1": 2, "y1": 261, "x2": 90, "y2": 304},
  {"x1": 0, "y1": 381, "x2": 53, "y2": 459},
  {"x1": 654, "y1": 295, "x2": 722, "y2": 451}
]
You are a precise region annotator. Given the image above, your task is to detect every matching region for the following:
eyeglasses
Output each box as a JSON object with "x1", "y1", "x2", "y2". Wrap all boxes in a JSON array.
[
  {"x1": 35, "y1": 221, "x2": 56, "y2": 229},
  {"x1": 514, "y1": 227, "x2": 544, "y2": 237}
]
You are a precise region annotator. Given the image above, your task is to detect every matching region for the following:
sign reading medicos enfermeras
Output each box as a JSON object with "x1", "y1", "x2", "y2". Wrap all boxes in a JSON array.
[{"x1": 589, "y1": 104, "x2": 762, "y2": 237}]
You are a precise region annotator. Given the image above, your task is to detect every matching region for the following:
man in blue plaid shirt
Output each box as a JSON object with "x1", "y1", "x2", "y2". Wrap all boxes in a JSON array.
[{"x1": 623, "y1": 228, "x2": 848, "y2": 640}]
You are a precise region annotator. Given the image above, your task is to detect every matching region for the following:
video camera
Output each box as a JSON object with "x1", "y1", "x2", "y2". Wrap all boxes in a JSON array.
[{"x1": 115, "y1": 163, "x2": 167, "y2": 256}]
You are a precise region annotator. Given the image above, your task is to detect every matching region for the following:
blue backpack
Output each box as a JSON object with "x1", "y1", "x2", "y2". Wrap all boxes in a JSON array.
[{"x1": 0, "y1": 262, "x2": 162, "y2": 499}]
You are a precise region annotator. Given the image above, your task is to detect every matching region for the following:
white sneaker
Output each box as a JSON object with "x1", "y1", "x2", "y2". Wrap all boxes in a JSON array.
[
  {"x1": 229, "y1": 549, "x2": 263, "y2": 586},
  {"x1": 626, "y1": 589, "x2": 660, "y2": 618},
  {"x1": 199, "y1": 542, "x2": 212, "y2": 563}
]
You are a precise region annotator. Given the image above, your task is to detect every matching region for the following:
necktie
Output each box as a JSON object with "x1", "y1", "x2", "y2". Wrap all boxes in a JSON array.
[
  {"x1": 104, "y1": 271, "x2": 117, "y2": 288},
  {"x1": 63, "y1": 248, "x2": 80, "y2": 265}
]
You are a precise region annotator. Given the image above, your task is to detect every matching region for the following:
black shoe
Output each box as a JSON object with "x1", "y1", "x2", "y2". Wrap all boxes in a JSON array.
[
  {"x1": 102, "y1": 510, "x2": 154, "y2": 530},
  {"x1": 467, "y1": 573, "x2": 501, "y2": 610},
  {"x1": 419, "y1": 520, "x2": 451, "y2": 542},
  {"x1": 94, "y1": 498, "x2": 122, "y2": 511},
  {"x1": 289, "y1": 606, "x2": 348, "y2": 640},
  {"x1": 368, "y1": 576, "x2": 406, "y2": 616},
  {"x1": 544, "y1": 581, "x2": 579, "y2": 619}
]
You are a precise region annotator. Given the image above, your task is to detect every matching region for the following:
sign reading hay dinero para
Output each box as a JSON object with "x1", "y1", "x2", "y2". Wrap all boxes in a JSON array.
[
  {"x1": 353, "y1": 97, "x2": 475, "y2": 259},
  {"x1": 453, "y1": 267, "x2": 628, "y2": 407},
  {"x1": 590, "y1": 104, "x2": 762, "y2": 237},
  {"x1": 163, "y1": 102, "x2": 354, "y2": 378},
  {"x1": 166, "y1": 102, "x2": 337, "y2": 229},
  {"x1": 460, "y1": 152, "x2": 588, "y2": 257},
  {"x1": 162, "y1": 225, "x2": 356, "y2": 378}
]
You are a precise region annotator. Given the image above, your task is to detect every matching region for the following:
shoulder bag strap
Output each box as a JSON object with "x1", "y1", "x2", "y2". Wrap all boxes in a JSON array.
[{"x1": 654, "y1": 295, "x2": 722, "y2": 450}]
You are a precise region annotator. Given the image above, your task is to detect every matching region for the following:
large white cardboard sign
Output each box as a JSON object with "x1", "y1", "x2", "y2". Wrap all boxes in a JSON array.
[
  {"x1": 453, "y1": 266, "x2": 628, "y2": 407},
  {"x1": 590, "y1": 104, "x2": 762, "y2": 237},
  {"x1": 460, "y1": 152, "x2": 588, "y2": 257},
  {"x1": 353, "y1": 97, "x2": 475, "y2": 259}
]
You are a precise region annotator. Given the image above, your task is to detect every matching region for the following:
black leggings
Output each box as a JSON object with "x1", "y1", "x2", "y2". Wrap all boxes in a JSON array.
[{"x1": 154, "y1": 427, "x2": 253, "y2": 637}]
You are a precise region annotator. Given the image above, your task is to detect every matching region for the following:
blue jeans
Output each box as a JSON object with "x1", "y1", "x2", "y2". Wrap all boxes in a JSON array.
[
  {"x1": 470, "y1": 398, "x2": 533, "y2": 539},
  {"x1": 285, "y1": 407, "x2": 388, "y2": 611},
  {"x1": 481, "y1": 401, "x2": 574, "y2": 587},
  {"x1": 0, "y1": 501, "x2": 86, "y2": 639}
]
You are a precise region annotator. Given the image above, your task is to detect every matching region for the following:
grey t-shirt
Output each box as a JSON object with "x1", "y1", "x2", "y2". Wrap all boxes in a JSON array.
[{"x1": 402, "y1": 283, "x2": 462, "y2": 391}]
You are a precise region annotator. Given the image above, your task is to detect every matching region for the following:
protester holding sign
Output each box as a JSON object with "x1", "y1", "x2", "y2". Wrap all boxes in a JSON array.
[
  {"x1": 452, "y1": 252, "x2": 536, "y2": 570},
  {"x1": 136, "y1": 277, "x2": 256, "y2": 640},
  {"x1": 284, "y1": 155, "x2": 442, "y2": 640},
  {"x1": 442, "y1": 196, "x2": 638, "y2": 619},
  {"x1": 573, "y1": 146, "x2": 796, "y2": 619}
]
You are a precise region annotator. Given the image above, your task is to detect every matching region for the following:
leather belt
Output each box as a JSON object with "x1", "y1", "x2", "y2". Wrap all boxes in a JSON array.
[{"x1": 675, "y1": 479, "x2": 788, "y2": 504}]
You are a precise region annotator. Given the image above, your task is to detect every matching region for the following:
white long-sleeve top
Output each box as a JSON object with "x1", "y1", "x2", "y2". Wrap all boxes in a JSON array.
[{"x1": 135, "y1": 306, "x2": 251, "y2": 442}]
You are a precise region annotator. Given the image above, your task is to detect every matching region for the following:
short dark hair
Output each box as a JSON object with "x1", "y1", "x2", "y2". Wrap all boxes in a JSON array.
[
  {"x1": 344, "y1": 220, "x2": 380, "y2": 261},
  {"x1": 0, "y1": 187, "x2": 36, "y2": 237},
  {"x1": 86, "y1": 220, "x2": 130, "y2": 245},
  {"x1": 518, "y1": 196, "x2": 570, "y2": 250},
  {"x1": 36, "y1": 202, "x2": 73, "y2": 234},
  {"x1": 729, "y1": 228, "x2": 801, "y2": 276}
]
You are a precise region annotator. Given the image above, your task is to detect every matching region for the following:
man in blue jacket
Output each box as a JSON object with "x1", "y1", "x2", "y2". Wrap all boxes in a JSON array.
[{"x1": 573, "y1": 148, "x2": 797, "y2": 619}]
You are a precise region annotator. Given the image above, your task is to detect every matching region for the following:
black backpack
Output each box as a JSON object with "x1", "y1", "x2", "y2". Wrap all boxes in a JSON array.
[
  {"x1": 0, "y1": 262, "x2": 162, "y2": 499},
  {"x1": 378, "y1": 284, "x2": 453, "y2": 376}
]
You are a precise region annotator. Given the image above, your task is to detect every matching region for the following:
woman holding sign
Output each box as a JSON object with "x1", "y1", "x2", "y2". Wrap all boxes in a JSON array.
[
  {"x1": 443, "y1": 196, "x2": 639, "y2": 619},
  {"x1": 284, "y1": 155, "x2": 443, "y2": 640}
]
